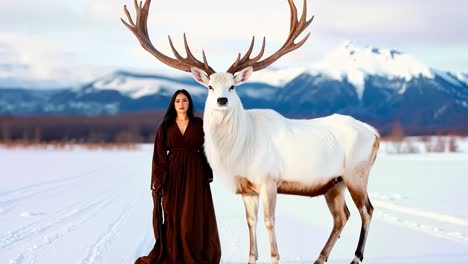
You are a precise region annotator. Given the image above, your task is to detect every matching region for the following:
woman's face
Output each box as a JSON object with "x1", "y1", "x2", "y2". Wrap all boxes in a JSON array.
[{"x1": 174, "y1": 93, "x2": 189, "y2": 115}]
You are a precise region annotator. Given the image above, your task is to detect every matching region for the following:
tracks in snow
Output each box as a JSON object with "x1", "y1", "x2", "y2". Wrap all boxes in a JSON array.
[
  {"x1": 4, "y1": 194, "x2": 114, "y2": 264},
  {"x1": 371, "y1": 192, "x2": 468, "y2": 244},
  {"x1": 0, "y1": 172, "x2": 94, "y2": 215},
  {"x1": 80, "y1": 199, "x2": 137, "y2": 264}
]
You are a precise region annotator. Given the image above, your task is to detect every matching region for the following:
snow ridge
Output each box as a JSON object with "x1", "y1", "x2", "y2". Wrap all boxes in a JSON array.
[
  {"x1": 309, "y1": 41, "x2": 434, "y2": 99},
  {"x1": 92, "y1": 73, "x2": 205, "y2": 99}
]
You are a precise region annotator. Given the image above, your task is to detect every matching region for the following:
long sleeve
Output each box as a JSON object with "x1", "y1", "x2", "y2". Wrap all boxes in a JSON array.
[{"x1": 151, "y1": 126, "x2": 168, "y2": 190}]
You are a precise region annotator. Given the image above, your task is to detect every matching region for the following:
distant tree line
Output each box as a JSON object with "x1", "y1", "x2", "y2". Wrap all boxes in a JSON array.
[
  {"x1": 0, "y1": 112, "x2": 466, "y2": 144},
  {"x1": 0, "y1": 111, "x2": 167, "y2": 143}
]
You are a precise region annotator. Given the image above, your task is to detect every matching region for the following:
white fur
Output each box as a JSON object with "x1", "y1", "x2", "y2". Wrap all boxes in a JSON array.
[{"x1": 197, "y1": 69, "x2": 379, "y2": 191}]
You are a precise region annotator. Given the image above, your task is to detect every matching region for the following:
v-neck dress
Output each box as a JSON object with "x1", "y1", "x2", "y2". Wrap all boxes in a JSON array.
[{"x1": 138, "y1": 117, "x2": 221, "y2": 264}]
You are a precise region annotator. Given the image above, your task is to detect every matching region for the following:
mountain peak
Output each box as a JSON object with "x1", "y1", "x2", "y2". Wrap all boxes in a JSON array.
[
  {"x1": 309, "y1": 41, "x2": 434, "y2": 99},
  {"x1": 341, "y1": 41, "x2": 402, "y2": 59}
]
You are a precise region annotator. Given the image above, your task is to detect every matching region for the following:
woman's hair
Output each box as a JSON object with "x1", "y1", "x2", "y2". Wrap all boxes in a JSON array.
[{"x1": 159, "y1": 89, "x2": 195, "y2": 145}]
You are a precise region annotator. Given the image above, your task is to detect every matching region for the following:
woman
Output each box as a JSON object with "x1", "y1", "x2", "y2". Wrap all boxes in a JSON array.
[{"x1": 135, "y1": 89, "x2": 221, "y2": 264}]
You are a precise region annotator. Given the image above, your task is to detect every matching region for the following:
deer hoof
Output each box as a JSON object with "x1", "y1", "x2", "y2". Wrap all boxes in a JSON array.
[{"x1": 271, "y1": 254, "x2": 279, "y2": 264}]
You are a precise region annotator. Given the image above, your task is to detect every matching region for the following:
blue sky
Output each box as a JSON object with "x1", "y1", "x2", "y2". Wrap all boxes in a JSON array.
[{"x1": 0, "y1": 0, "x2": 467, "y2": 84}]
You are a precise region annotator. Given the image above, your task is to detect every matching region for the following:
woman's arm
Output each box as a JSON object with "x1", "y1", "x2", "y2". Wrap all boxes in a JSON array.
[{"x1": 151, "y1": 126, "x2": 168, "y2": 191}]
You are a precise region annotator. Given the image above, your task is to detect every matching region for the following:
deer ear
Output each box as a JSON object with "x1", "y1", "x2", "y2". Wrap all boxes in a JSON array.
[
  {"x1": 233, "y1": 66, "x2": 253, "y2": 86},
  {"x1": 191, "y1": 67, "x2": 210, "y2": 86}
]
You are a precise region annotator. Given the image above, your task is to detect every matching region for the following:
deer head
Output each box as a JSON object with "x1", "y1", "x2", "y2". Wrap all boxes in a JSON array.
[{"x1": 121, "y1": 0, "x2": 313, "y2": 110}]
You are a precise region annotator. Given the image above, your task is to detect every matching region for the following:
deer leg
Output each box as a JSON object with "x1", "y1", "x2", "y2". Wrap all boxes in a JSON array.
[
  {"x1": 260, "y1": 182, "x2": 279, "y2": 264},
  {"x1": 347, "y1": 165, "x2": 374, "y2": 264},
  {"x1": 314, "y1": 183, "x2": 349, "y2": 264},
  {"x1": 242, "y1": 194, "x2": 259, "y2": 264}
]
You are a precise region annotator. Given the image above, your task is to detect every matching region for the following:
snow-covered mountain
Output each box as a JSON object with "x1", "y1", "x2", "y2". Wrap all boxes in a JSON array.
[
  {"x1": 1, "y1": 42, "x2": 468, "y2": 134},
  {"x1": 250, "y1": 41, "x2": 468, "y2": 100},
  {"x1": 309, "y1": 41, "x2": 434, "y2": 99},
  {"x1": 89, "y1": 71, "x2": 206, "y2": 99},
  {"x1": 0, "y1": 62, "x2": 115, "y2": 90}
]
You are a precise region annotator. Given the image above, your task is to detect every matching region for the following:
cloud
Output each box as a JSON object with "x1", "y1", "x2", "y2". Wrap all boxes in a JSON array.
[
  {"x1": 1, "y1": 0, "x2": 467, "y2": 74},
  {"x1": 0, "y1": 33, "x2": 70, "y2": 78},
  {"x1": 0, "y1": 32, "x2": 113, "y2": 86},
  {"x1": 3, "y1": 0, "x2": 468, "y2": 44},
  {"x1": 312, "y1": 0, "x2": 468, "y2": 45},
  {"x1": 0, "y1": 1, "x2": 90, "y2": 31}
]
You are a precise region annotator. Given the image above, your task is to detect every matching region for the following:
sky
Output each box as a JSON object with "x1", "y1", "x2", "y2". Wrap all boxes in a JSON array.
[{"x1": 0, "y1": 0, "x2": 467, "y2": 86}]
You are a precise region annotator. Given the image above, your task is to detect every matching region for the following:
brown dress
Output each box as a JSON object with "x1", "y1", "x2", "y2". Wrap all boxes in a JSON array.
[{"x1": 135, "y1": 117, "x2": 221, "y2": 264}]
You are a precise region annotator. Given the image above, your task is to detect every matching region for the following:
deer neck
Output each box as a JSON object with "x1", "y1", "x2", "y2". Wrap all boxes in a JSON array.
[{"x1": 203, "y1": 98, "x2": 252, "y2": 163}]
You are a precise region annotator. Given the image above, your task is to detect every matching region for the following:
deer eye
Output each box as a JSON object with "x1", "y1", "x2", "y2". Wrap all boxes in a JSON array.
[
  {"x1": 229, "y1": 85, "x2": 235, "y2": 91},
  {"x1": 208, "y1": 85, "x2": 214, "y2": 91}
]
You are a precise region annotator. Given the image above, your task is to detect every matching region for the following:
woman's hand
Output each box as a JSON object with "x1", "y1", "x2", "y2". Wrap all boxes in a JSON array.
[{"x1": 152, "y1": 188, "x2": 163, "y2": 198}]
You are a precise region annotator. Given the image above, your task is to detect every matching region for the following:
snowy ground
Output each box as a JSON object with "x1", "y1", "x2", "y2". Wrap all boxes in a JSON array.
[{"x1": 1, "y1": 143, "x2": 468, "y2": 264}]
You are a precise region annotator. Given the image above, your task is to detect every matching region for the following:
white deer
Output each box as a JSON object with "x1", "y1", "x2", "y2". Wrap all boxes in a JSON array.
[{"x1": 122, "y1": 0, "x2": 380, "y2": 263}]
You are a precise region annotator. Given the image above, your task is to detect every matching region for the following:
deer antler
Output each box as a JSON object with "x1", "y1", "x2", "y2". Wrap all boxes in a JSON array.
[
  {"x1": 121, "y1": 0, "x2": 215, "y2": 75},
  {"x1": 226, "y1": 0, "x2": 314, "y2": 74}
]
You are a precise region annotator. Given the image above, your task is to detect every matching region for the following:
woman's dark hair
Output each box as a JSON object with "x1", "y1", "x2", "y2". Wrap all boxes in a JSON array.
[{"x1": 159, "y1": 89, "x2": 195, "y2": 146}]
